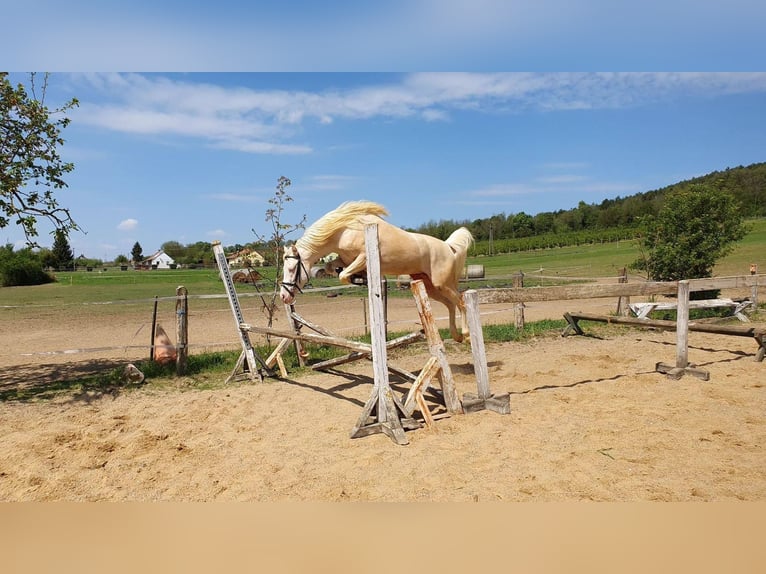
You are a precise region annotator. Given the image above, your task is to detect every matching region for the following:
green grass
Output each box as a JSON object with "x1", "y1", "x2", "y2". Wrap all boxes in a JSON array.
[
  {"x1": 466, "y1": 217, "x2": 766, "y2": 280},
  {"x1": 2, "y1": 217, "x2": 762, "y2": 309},
  {"x1": 0, "y1": 318, "x2": 572, "y2": 402}
]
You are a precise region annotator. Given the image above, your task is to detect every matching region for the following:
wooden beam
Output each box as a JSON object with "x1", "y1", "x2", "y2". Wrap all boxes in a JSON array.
[
  {"x1": 476, "y1": 274, "x2": 766, "y2": 305},
  {"x1": 562, "y1": 312, "x2": 765, "y2": 338},
  {"x1": 563, "y1": 311, "x2": 765, "y2": 362},
  {"x1": 241, "y1": 323, "x2": 372, "y2": 353},
  {"x1": 477, "y1": 281, "x2": 677, "y2": 304},
  {"x1": 462, "y1": 289, "x2": 510, "y2": 415}
]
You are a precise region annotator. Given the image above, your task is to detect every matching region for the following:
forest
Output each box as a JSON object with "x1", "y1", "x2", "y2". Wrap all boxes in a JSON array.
[{"x1": 410, "y1": 162, "x2": 766, "y2": 256}]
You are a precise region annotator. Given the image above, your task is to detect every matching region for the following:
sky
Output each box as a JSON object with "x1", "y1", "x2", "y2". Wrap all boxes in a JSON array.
[{"x1": 4, "y1": 2, "x2": 766, "y2": 261}]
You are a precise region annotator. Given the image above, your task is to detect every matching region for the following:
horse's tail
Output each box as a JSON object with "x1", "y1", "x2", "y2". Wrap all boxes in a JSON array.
[{"x1": 446, "y1": 227, "x2": 474, "y2": 281}]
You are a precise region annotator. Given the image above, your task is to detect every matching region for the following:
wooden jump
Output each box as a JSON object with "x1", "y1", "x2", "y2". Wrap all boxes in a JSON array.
[
  {"x1": 216, "y1": 224, "x2": 505, "y2": 444},
  {"x1": 562, "y1": 311, "x2": 766, "y2": 362}
]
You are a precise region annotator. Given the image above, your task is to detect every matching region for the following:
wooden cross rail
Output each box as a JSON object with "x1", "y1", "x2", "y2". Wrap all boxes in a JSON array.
[
  {"x1": 629, "y1": 298, "x2": 752, "y2": 322},
  {"x1": 562, "y1": 311, "x2": 765, "y2": 362},
  {"x1": 240, "y1": 323, "x2": 425, "y2": 368}
]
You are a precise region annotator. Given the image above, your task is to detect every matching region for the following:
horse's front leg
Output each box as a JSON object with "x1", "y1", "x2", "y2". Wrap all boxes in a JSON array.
[{"x1": 337, "y1": 253, "x2": 367, "y2": 284}]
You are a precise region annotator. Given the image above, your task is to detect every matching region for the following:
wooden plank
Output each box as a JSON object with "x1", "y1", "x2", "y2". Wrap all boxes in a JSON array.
[
  {"x1": 477, "y1": 281, "x2": 677, "y2": 304},
  {"x1": 563, "y1": 312, "x2": 765, "y2": 338},
  {"x1": 291, "y1": 311, "x2": 334, "y2": 337},
  {"x1": 308, "y1": 325, "x2": 423, "y2": 370},
  {"x1": 403, "y1": 355, "x2": 440, "y2": 417},
  {"x1": 411, "y1": 280, "x2": 463, "y2": 415},
  {"x1": 242, "y1": 323, "x2": 372, "y2": 353},
  {"x1": 688, "y1": 275, "x2": 766, "y2": 291},
  {"x1": 476, "y1": 274, "x2": 766, "y2": 305}
]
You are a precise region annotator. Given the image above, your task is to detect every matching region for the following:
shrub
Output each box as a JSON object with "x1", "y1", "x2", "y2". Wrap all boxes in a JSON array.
[{"x1": 0, "y1": 244, "x2": 55, "y2": 286}]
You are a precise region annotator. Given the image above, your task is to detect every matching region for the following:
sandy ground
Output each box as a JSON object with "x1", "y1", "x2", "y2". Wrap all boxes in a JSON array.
[{"x1": 1, "y1": 288, "x2": 764, "y2": 501}]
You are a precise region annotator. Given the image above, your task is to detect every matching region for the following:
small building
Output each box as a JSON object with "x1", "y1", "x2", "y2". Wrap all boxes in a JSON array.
[
  {"x1": 227, "y1": 248, "x2": 265, "y2": 268},
  {"x1": 137, "y1": 249, "x2": 176, "y2": 270}
]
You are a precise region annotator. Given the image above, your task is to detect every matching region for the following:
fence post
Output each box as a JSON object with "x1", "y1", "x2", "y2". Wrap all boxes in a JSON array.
[
  {"x1": 675, "y1": 280, "x2": 690, "y2": 369},
  {"x1": 513, "y1": 271, "x2": 525, "y2": 330},
  {"x1": 616, "y1": 267, "x2": 630, "y2": 316},
  {"x1": 150, "y1": 295, "x2": 158, "y2": 360},
  {"x1": 656, "y1": 279, "x2": 709, "y2": 380},
  {"x1": 175, "y1": 286, "x2": 188, "y2": 376}
]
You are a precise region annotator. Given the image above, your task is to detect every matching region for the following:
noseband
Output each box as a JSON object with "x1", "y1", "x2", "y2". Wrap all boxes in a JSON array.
[{"x1": 281, "y1": 252, "x2": 309, "y2": 298}]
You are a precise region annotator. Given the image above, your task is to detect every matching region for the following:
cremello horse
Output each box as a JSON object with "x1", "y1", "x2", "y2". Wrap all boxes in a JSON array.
[{"x1": 280, "y1": 201, "x2": 474, "y2": 342}]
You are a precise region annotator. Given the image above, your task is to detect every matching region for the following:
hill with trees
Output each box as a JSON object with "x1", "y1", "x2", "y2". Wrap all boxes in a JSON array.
[{"x1": 411, "y1": 162, "x2": 766, "y2": 256}]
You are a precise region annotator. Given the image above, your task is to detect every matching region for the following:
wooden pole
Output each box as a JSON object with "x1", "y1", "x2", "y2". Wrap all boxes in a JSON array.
[
  {"x1": 175, "y1": 286, "x2": 188, "y2": 376},
  {"x1": 675, "y1": 280, "x2": 690, "y2": 369},
  {"x1": 350, "y1": 224, "x2": 417, "y2": 444},
  {"x1": 382, "y1": 278, "x2": 388, "y2": 339},
  {"x1": 285, "y1": 303, "x2": 306, "y2": 368},
  {"x1": 461, "y1": 290, "x2": 510, "y2": 414},
  {"x1": 409, "y1": 280, "x2": 463, "y2": 415},
  {"x1": 465, "y1": 290, "x2": 489, "y2": 400},
  {"x1": 655, "y1": 280, "x2": 709, "y2": 380},
  {"x1": 513, "y1": 271, "x2": 525, "y2": 329},
  {"x1": 616, "y1": 267, "x2": 630, "y2": 316},
  {"x1": 150, "y1": 295, "x2": 158, "y2": 360}
]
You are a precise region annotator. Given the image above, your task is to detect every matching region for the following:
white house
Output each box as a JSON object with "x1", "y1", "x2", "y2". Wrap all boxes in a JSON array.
[{"x1": 138, "y1": 249, "x2": 176, "y2": 269}]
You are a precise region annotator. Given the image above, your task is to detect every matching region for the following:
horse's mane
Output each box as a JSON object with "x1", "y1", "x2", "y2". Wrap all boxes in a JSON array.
[{"x1": 297, "y1": 201, "x2": 389, "y2": 254}]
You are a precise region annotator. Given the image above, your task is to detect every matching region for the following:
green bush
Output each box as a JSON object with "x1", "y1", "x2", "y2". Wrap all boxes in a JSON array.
[{"x1": 0, "y1": 244, "x2": 55, "y2": 286}]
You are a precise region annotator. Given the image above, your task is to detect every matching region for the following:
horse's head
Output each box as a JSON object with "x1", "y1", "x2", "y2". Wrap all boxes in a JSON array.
[{"x1": 280, "y1": 244, "x2": 307, "y2": 304}]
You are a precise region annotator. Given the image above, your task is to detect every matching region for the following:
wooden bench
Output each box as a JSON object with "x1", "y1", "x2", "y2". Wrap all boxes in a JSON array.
[
  {"x1": 629, "y1": 298, "x2": 753, "y2": 322},
  {"x1": 562, "y1": 312, "x2": 765, "y2": 362}
]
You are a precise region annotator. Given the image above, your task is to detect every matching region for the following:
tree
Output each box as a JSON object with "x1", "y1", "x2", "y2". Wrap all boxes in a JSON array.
[
  {"x1": 252, "y1": 176, "x2": 306, "y2": 328},
  {"x1": 51, "y1": 229, "x2": 74, "y2": 270},
  {"x1": 161, "y1": 240, "x2": 185, "y2": 261},
  {"x1": 1, "y1": 72, "x2": 80, "y2": 245},
  {"x1": 630, "y1": 182, "x2": 748, "y2": 289},
  {"x1": 131, "y1": 242, "x2": 143, "y2": 263}
]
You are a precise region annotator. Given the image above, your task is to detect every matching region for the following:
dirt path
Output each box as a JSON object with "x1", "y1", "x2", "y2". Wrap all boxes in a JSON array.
[{"x1": 1, "y1": 289, "x2": 764, "y2": 501}]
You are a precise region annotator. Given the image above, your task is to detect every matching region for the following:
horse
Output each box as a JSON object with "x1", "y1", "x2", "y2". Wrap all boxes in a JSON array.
[{"x1": 280, "y1": 200, "x2": 474, "y2": 342}]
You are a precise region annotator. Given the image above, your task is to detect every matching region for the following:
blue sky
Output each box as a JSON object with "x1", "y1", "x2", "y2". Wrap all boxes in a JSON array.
[
  {"x1": 6, "y1": 72, "x2": 766, "y2": 261},
  {"x1": 4, "y1": 2, "x2": 766, "y2": 261}
]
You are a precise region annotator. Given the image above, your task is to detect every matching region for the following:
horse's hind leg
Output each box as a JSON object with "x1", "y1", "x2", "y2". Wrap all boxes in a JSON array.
[{"x1": 414, "y1": 274, "x2": 466, "y2": 343}]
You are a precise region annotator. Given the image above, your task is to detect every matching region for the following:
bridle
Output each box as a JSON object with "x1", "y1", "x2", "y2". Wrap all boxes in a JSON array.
[{"x1": 281, "y1": 250, "x2": 310, "y2": 299}]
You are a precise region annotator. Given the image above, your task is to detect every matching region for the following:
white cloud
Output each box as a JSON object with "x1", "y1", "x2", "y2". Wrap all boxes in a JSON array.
[
  {"x1": 207, "y1": 193, "x2": 261, "y2": 202},
  {"x1": 537, "y1": 175, "x2": 587, "y2": 184},
  {"x1": 469, "y1": 179, "x2": 641, "y2": 198},
  {"x1": 302, "y1": 175, "x2": 358, "y2": 191},
  {"x1": 117, "y1": 218, "x2": 138, "y2": 231},
  {"x1": 68, "y1": 72, "x2": 766, "y2": 157},
  {"x1": 207, "y1": 229, "x2": 227, "y2": 238}
]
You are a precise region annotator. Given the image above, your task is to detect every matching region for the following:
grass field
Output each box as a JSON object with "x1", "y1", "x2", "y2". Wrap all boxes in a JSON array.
[{"x1": 2, "y1": 218, "x2": 763, "y2": 308}]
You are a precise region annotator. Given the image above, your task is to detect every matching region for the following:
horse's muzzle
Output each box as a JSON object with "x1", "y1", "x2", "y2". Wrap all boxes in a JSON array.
[{"x1": 280, "y1": 284, "x2": 295, "y2": 304}]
